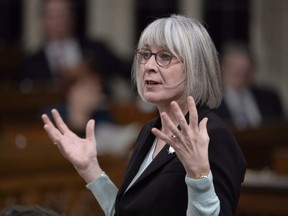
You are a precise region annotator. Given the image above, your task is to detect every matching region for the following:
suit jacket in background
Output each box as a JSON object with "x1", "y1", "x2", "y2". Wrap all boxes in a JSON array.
[
  {"x1": 17, "y1": 40, "x2": 131, "y2": 84},
  {"x1": 214, "y1": 86, "x2": 285, "y2": 127},
  {"x1": 114, "y1": 106, "x2": 246, "y2": 216}
]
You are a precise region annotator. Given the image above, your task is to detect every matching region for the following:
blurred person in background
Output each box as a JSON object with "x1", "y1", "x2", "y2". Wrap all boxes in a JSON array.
[
  {"x1": 214, "y1": 42, "x2": 285, "y2": 130},
  {"x1": 17, "y1": 0, "x2": 130, "y2": 95},
  {"x1": 42, "y1": 61, "x2": 140, "y2": 156},
  {"x1": 43, "y1": 61, "x2": 112, "y2": 134}
]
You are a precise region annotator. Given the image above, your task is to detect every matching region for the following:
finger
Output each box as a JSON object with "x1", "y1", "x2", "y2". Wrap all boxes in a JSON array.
[
  {"x1": 44, "y1": 125, "x2": 62, "y2": 145},
  {"x1": 161, "y1": 112, "x2": 181, "y2": 138},
  {"x1": 199, "y1": 117, "x2": 209, "y2": 139},
  {"x1": 51, "y1": 109, "x2": 70, "y2": 134},
  {"x1": 86, "y1": 119, "x2": 96, "y2": 141},
  {"x1": 42, "y1": 114, "x2": 63, "y2": 144},
  {"x1": 41, "y1": 113, "x2": 54, "y2": 126},
  {"x1": 42, "y1": 114, "x2": 59, "y2": 135},
  {"x1": 199, "y1": 117, "x2": 208, "y2": 129},
  {"x1": 151, "y1": 127, "x2": 175, "y2": 145},
  {"x1": 170, "y1": 101, "x2": 188, "y2": 130},
  {"x1": 151, "y1": 127, "x2": 162, "y2": 139},
  {"x1": 187, "y1": 96, "x2": 198, "y2": 130}
]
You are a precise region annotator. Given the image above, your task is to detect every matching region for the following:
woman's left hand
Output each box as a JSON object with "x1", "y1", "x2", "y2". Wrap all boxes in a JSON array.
[{"x1": 151, "y1": 96, "x2": 210, "y2": 179}]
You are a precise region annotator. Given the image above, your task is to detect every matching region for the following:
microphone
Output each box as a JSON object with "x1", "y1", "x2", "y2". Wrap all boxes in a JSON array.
[{"x1": 162, "y1": 77, "x2": 187, "y2": 89}]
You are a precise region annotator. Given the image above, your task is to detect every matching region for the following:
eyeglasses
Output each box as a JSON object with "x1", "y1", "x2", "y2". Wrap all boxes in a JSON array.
[{"x1": 135, "y1": 49, "x2": 179, "y2": 67}]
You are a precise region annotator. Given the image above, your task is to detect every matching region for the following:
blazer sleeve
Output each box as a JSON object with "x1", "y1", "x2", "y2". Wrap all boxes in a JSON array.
[{"x1": 208, "y1": 124, "x2": 246, "y2": 215}]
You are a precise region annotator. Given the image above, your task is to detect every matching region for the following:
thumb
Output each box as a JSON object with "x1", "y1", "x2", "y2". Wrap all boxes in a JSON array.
[{"x1": 86, "y1": 119, "x2": 96, "y2": 141}]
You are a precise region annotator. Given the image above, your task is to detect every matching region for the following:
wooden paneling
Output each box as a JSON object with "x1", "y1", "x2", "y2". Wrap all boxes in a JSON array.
[
  {"x1": 237, "y1": 171, "x2": 288, "y2": 216},
  {"x1": 232, "y1": 122, "x2": 288, "y2": 170},
  {"x1": 0, "y1": 123, "x2": 129, "y2": 215}
]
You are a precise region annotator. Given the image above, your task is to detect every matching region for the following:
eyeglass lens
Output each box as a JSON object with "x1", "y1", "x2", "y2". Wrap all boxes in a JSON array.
[{"x1": 136, "y1": 50, "x2": 172, "y2": 67}]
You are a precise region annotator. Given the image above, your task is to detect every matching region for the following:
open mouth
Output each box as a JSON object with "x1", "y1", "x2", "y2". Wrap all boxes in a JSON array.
[{"x1": 146, "y1": 80, "x2": 160, "y2": 85}]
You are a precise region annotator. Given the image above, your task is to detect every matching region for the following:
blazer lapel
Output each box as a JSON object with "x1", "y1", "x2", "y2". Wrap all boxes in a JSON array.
[
  {"x1": 117, "y1": 118, "x2": 160, "y2": 196},
  {"x1": 131, "y1": 144, "x2": 176, "y2": 187}
]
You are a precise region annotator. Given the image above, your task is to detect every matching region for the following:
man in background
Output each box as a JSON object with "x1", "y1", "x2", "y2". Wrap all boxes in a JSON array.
[
  {"x1": 17, "y1": 0, "x2": 130, "y2": 91},
  {"x1": 214, "y1": 42, "x2": 285, "y2": 130}
]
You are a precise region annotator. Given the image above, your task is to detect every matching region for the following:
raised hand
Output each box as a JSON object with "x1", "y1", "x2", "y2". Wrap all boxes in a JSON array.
[
  {"x1": 41, "y1": 109, "x2": 103, "y2": 183},
  {"x1": 151, "y1": 96, "x2": 210, "y2": 179}
]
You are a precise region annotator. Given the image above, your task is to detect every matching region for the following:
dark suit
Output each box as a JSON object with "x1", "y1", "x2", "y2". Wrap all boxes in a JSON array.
[
  {"x1": 114, "y1": 106, "x2": 246, "y2": 216},
  {"x1": 214, "y1": 86, "x2": 284, "y2": 127},
  {"x1": 17, "y1": 40, "x2": 130, "y2": 84}
]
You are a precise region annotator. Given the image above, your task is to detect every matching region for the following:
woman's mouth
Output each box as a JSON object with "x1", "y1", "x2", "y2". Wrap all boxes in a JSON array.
[{"x1": 145, "y1": 80, "x2": 160, "y2": 86}]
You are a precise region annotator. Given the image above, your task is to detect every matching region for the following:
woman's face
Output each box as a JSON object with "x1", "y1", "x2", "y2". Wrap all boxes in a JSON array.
[{"x1": 138, "y1": 44, "x2": 185, "y2": 106}]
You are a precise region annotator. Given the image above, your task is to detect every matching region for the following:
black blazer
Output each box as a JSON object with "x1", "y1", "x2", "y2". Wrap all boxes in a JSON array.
[{"x1": 114, "y1": 106, "x2": 246, "y2": 216}]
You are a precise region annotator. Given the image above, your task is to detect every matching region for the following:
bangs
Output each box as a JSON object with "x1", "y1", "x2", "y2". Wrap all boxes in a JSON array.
[
  {"x1": 138, "y1": 22, "x2": 167, "y2": 48},
  {"x1": 138, "y1": 18, "x2": 180, "y2": 56}
]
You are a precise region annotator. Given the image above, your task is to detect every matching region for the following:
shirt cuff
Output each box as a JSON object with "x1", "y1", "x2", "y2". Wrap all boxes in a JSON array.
[
  {"x1": 86, "y1": 174, "x2": 118, "y2": 213},
  {"x1": 185, "y1": 171, "x2": 216, "y2": 203}
]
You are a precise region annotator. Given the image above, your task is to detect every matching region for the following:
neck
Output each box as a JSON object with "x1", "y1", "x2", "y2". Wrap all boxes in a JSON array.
[{"x1": 157, "y1": 99, "x2": 188, "y2": 131}]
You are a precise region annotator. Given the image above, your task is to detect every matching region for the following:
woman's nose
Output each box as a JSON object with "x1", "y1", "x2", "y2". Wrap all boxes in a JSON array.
[{"x1": 144, "y1": 55, "x2": 158, "y2": 70}]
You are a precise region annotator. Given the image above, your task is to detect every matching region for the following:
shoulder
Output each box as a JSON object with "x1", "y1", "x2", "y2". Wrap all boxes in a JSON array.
[
  {"x1": 206, "y1": 109, "x2": 238, "y2": 148},
  {"x1": 251, "y1": 86, "x2": 280, "y2": 100},
  {"x1": 138, "y1": 117, "x2": 160, "y2": 135},
  {"x1": 23, "y1": 49, "x2": 46, "y2": 62},
  {"x1": 201, "y1": 108, "x2": 244, "y2": 161},
  {"x1": 251, "y1": 86, "x2": 283, "y2": 111},
  {"x1": 198, "y1": 106, "x2": 229, "y2": 132}
]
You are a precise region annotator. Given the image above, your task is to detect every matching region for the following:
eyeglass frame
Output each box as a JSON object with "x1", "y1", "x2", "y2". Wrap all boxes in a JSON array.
[{"x1": 135, "y1": 49, "x2": 182, "y2": 67}]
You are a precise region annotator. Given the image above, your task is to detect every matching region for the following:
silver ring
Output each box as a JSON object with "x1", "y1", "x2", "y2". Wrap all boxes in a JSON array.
[{"x1": 171, "y1": 135, "x2": 177, "y2": 139}]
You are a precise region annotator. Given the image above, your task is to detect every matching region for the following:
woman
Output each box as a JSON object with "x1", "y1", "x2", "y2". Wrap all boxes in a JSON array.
[{"x1": 42, "y1": 15, "x2": 246, "y2": 215}]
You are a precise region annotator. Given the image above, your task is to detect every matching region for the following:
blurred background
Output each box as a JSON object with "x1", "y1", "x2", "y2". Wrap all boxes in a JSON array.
[{"x1": 0, "y1": 0, "x2": 287, "y2": 215}]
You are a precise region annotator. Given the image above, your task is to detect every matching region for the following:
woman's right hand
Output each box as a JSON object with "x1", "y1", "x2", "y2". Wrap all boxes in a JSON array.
[{"x1": 41, "y1": 109, "x2": 103, "y2": 183}]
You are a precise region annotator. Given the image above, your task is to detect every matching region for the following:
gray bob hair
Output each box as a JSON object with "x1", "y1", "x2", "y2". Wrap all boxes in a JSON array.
[{"x1": 131, "y1": 14, "x2": 222, "y2": 109}]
